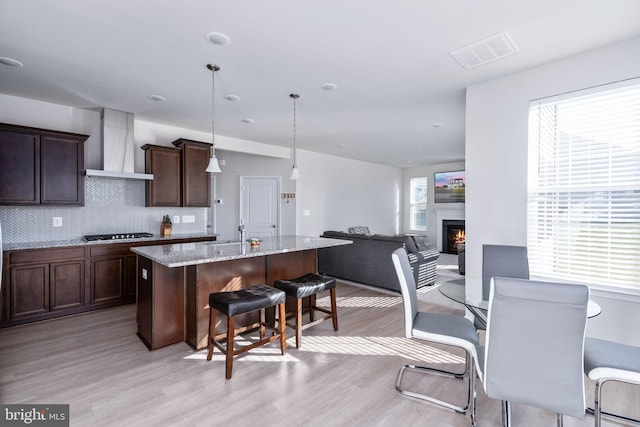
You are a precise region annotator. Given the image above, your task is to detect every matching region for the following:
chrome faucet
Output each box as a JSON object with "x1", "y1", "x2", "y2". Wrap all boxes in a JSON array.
[{"x1": 238, "y1": 224, "x2": 246, "y2": 243}]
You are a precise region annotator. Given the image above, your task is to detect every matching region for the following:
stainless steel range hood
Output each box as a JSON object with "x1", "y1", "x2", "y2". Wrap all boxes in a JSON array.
[{"x1": 85, "y1": 108, "x2": 153, "y2": 180}]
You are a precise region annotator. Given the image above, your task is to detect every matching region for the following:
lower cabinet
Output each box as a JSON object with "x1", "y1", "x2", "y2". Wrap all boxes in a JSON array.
[
  {"x1": 7, "y1": 247, "x2": 85, "y2": 322},
  {"x1": 1, "y1": 236, "x2": 216, "y2": 327},
  {"x1": 50, "y1": 260, "x2": 85, "y2": 311},
  {"x1": 89, "y1": 247, "x2": 138, "y2": 306},
  {"x1": 90, "y1": 256, "x2": 124, "y2": 306}
]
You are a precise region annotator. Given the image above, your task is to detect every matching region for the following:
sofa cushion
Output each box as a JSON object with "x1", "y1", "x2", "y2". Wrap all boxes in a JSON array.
[
  {"x1": 348, "y1": 226, "x2": 370, "y2": 235},
  {"x1": 371, "y1": 234, "x2": 418, "y2": 253}
]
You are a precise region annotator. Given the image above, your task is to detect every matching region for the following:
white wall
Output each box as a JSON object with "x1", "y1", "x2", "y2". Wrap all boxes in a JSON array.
[
  {"x1": 295, "y1": 149, "x2": 402, "y2": 237},
  {"x1": 403, "y1": 161, "x2": 465, "y2": 249},
  {"x1": 0, "y1": 94, "x2": 403, "y2": 244},
  {"x1": 465, "y1": 36, "x2": 640, "y2": 345}
]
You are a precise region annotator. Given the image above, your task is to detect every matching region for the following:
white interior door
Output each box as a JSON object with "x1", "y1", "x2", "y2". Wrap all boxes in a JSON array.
[{"x1": 240, "y1": 176, "x2": 280, "y2": 239}]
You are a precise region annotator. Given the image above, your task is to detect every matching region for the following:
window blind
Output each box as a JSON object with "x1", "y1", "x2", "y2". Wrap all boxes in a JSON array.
[
  {"x1": 527, "y1": 79, "x2": 640, "y2": 293},
  {"x1": 409, "y1": 177, "x2": 427, "y2": 231}
]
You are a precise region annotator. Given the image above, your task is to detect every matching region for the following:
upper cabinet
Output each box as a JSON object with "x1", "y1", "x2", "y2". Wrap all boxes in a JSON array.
[
  {"x1": 172, "y1": 139, "x2": 211, "y2": 207},
  {"x1": 142, "y1": 140, "x2": 211, "y2": 207},
  {"x1": 142, "y1": 144, "x2": 182, "y2": 207},
  {"x1": 0, "y1": 123, "x2": 87, "y2": 206}
]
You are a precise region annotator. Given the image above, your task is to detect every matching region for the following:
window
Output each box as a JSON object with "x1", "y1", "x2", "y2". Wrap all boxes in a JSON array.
[
  {"x1": 409, "y1": 177, "x2": 427, "y2": 231},
  {"x1": 527, "y1": 79, "x2": 640, "y2": 293}
]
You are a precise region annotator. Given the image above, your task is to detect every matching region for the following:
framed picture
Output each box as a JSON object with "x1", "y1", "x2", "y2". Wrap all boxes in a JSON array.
[{"x1": 434, "y1": 170, "x2": 465, "y2": 203}]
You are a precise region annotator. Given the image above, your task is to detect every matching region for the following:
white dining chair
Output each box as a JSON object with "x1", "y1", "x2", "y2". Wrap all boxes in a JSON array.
[
  {"x1": 475, "y1": 244, "x2": 530, "y2": 331},
  {"x1": 583, "y1": 337, "x2": 640, "y2": 427},
  {"x1": 483, "y1": 277, "x2": 589, "y2": 427},
  {"x1": 391, "y1": 247, "x2": 483, "y2": 427}
]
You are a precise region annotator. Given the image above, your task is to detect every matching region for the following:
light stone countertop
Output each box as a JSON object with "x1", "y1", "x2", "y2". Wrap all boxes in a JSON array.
[
  {"x1": 131, "y1": 235, "x2": 352, "y2": 268},
  {"x1": 2, "y1": 233, "x2": 218, "y2": 251}
]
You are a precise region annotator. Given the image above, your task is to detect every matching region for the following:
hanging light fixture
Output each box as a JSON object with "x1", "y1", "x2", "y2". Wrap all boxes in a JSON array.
[
  {"x1": 205, "y1": 64, "x2": 222, "y2": 173},
  {"x1": 289, "y1": 93, "x2": 300, "y2": 180}
]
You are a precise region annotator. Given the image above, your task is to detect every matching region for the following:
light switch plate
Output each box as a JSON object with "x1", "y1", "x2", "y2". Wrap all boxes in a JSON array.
[{"x1": 182, "y1": 215, "x2": 195, "y2": 223}]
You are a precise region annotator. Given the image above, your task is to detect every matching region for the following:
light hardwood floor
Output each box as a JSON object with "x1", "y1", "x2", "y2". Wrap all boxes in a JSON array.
[{"x1": 1, "y1": 259, "x2": 637, "y2": 426}]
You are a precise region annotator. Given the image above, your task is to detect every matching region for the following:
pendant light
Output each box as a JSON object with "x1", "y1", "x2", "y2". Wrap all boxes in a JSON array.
[
  {"x1": 289, "y1": 93, "x2": 300, "y2": 180},
  {"x1": 205, "y1": 64, "x2": 222, "y2": 173}
]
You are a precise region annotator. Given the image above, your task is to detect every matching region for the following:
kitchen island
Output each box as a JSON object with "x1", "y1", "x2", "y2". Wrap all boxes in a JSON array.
[{"x1": 132, "y1": 235, "x2": 352, "y2": 351}]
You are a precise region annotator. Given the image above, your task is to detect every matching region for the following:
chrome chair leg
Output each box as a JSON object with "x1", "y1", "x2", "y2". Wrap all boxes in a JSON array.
[
  {"x1": 396, "y1": 351, "x2": 477, "y2": 421},
  {"x1": 587, "y1": 378, "x2": 640, "y2": 427},
  {"x1": 501, "y1": 401, "x2": 512, "y2": 427},
  {"x1": 556, "y1": 413, "x2": 564, "y2": 427}
]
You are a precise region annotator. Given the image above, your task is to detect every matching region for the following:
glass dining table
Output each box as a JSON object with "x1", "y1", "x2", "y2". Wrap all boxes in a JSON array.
[{"x1": 439, "y1": 278, "x2": 602, "y2": 328}]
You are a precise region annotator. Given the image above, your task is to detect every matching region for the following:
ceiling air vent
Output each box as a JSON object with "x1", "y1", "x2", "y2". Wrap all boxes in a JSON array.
[{"x1": 450, "y1": 30, "x2": 519, "y2": 69}]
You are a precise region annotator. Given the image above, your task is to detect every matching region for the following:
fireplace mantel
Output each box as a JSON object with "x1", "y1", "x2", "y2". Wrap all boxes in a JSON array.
[{"x1": 435, "y1": 209, "x2": 465, "y2": 252}]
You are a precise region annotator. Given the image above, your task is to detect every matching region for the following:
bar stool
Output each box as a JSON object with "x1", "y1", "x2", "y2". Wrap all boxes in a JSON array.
[
  {"x1": 274, "y1": 273, "x2": 338, "y2": 348},
  {"x1": 206, "y1": 284, "x2": 287, "y2": 379}
]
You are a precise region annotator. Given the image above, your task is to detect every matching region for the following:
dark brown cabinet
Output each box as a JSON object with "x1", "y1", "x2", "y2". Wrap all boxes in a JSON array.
[
  {"x1": 0, "y1": 123, "x2": 86, "y2": 206},
  {"x1": 1, "y1": 236, "x2": 216, "y2": 327},
  {"x1": 142, "y1": 140, "x2": 211, "y2": 207},
  {"x1": 172, "y1": 139, "x2": 211, "y2": 207},
  {"x1": 50, "y1": 260, "x2": 85, "y2": 311},
  {"x1": 142, "y1": 144, "x2": 182, "y2": 207},
  {"x1": 41, "y1": 133, "x2": 85, "y2": 204},
  {"x1": 89, "y1": 243, "x2": 135, "y2": 307},
  {"x1": 7, "y1": 247, "x2": 85, "y2": 321}
]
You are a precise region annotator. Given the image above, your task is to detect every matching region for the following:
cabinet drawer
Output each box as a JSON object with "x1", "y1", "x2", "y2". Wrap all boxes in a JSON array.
[
  {"x1": 90, "y1": 244, "x2": 134, "y2": 257},
  {"x1": 10, "y1": 247, "x2": 85, "y2": 265}
]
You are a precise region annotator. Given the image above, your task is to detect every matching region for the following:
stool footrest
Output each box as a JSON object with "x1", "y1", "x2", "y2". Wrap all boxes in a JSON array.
[{"x1": 212, "y1": 328, "x2": 284, "y2": 357}]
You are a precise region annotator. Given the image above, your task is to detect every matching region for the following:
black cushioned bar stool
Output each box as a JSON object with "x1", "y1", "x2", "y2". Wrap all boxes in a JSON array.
[
  {"x1": 273, "y1": 273, "x2": 338, "y2": 348},
  {"x1": 207, "y1": 284, "x2": 286, "y2": 379}
]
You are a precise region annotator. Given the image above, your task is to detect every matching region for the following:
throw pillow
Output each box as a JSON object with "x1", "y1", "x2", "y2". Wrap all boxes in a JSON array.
[
  {"x1": 411, "y1": 235, "x2": 431, "y2": 251},
  {"x1": 348, "y1": 226, "x2": 370, "y2": 235}
]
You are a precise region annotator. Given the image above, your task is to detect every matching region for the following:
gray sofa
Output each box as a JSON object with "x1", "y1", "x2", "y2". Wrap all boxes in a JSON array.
[{"x1": 318, "y1": 231, "x2": 439, "y2": 293}]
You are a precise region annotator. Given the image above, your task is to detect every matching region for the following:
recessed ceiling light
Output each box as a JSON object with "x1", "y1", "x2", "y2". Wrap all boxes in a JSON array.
[
  {"x1": 337, "y1": 144, "x2": 346, "y2": 148},
  {"x1": 431, "y1": 122, "x2": 443, "y2": 128},
  {"x1": 206, "y1": 32, "x2": 231, "y2": 46},
  {"x1": 148, "y1": 94, "x2": 167, "y2": 102},
  {"x1": 241, "y1": 118, "x2": 255, "y2": 124},
  {"x1": 224, "y1": 94, "x2": 240, "y2": 101},
  {"x1": 0, "y1": 57, "x2": 23, "y2": 67},
  {"x1": 321, "y1": 83, "x2": 337, "y2": 91}
]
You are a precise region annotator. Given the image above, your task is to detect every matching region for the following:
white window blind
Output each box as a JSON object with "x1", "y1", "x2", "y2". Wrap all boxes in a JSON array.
[
  {"x1": 409, "y1": 177, "x2": 427, "y2": 231},
  {"x1": 527, "y1": 79, "x2": 640, "y2": 293}
]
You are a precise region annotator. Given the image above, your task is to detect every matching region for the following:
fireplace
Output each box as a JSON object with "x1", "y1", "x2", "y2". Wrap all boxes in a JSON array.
[{"x1": 442, "y1": 220, "x2": 465, "y2": 254}]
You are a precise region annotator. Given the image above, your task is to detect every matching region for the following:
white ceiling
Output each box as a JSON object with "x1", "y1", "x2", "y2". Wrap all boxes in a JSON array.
[{"x1": 1, "y1": 1, "x2": 639, "y2": 168}]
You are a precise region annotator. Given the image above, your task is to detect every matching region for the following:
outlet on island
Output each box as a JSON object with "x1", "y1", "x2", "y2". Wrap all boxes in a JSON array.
[{"x1": 182, "y1": 215, "x2": 195, "y2": 223}]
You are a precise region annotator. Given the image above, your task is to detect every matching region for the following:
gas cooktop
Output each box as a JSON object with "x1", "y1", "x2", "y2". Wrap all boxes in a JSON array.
[{"x1": 84, "y1": 232, "x2": 154, "y2": 242}]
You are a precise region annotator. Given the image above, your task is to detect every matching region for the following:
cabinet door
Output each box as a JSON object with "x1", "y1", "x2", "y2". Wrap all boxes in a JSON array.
[
  {"x1": 179, "y1": 141, "x2": 211, "y2": 207},
  {"x1": 10, "y1": 264, "x2": 49, "y2": 319},
  {"x1": 50, "y1": 260, "x2": 84, "y2": 311},
  {"x1": 41, "y1": 134, "x2": 84, "y2": 205},
  {"x1": 143, "y1": 145, "x2": 181, "y2": 207},
  {"x1": 0, "y1": 127, "x2": 40, "y2": 204},
  {"x1": 90, "y1": 257, "x2": 124, "y2": 306}
]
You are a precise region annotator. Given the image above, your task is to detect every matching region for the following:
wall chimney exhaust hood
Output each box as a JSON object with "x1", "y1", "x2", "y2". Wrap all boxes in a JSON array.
[{"x1": 85, "y1": 108, "x2": 153, "y2": 180}]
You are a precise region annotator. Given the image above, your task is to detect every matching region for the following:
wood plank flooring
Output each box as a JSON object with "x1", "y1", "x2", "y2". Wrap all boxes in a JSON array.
[{"x1": 1, "y1": 266, "x2": 637, "y2": 426}]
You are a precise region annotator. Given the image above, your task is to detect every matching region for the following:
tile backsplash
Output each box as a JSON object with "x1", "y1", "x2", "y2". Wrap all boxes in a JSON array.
[{"x1": 0, "y1": 177, "x2": 207, "y2": 244}]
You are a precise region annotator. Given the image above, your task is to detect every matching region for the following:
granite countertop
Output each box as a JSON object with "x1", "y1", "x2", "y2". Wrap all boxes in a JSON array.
[
  {"x1": 131, "y1": 235, "x2": 353, "y2": 268},
  {"x1": 2, "y1": 233, "x2": 218, "y2": 251}
]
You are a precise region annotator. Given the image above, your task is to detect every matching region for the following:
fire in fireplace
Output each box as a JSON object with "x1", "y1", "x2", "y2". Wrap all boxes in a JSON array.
[{"x1": 442, "y1": 220, "x2": 465, "y2": 254}]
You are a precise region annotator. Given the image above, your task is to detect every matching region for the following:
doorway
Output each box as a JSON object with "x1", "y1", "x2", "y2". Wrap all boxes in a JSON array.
[{"x1": 239, "y1": 176, "x2": 280, "y2": 239}]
